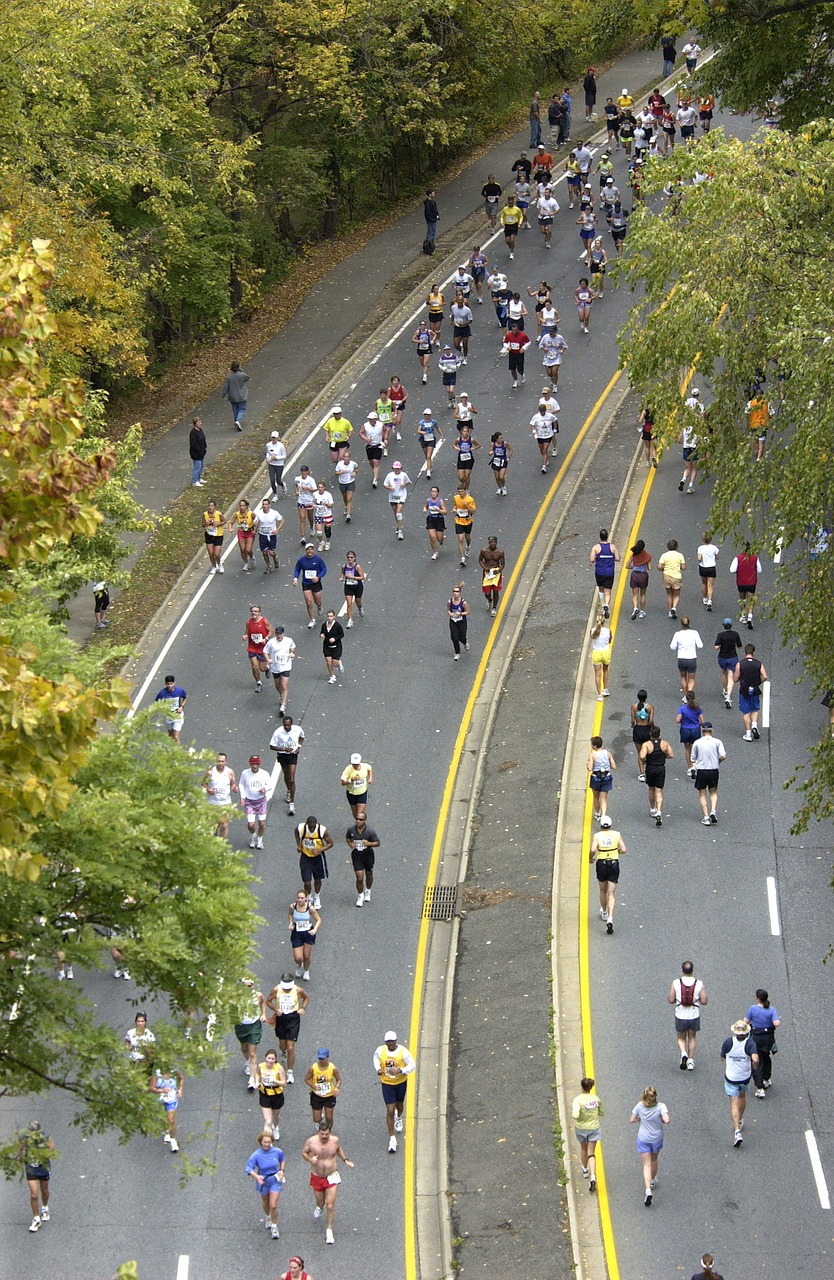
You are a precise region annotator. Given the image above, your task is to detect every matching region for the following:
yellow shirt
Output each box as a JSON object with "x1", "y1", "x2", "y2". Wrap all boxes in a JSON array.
[
  {"x1": 341, "y1": 762, "x2": 372, "y2": 795},
  {"x1": 500, "y1": 205, "x2": 523, "y2": 228},
  {"x1": 231, "y1": 508, "x2": 256, "y2": 532},
  {"x1": 453, "y1": 494, "x2": 477, "y2": 525},
  {"x1": 658, "y1": 549, "x2": 685, "y2": 580},
  {"x1": 203, "y1": 510, "x2": 225, "y2": 536},
  {"x1": 378, "y1": 1047, "x2": 409, "y2": 1084},
  {"x1": 594, "y1": 830, "x2": 621, "y2": 858},
  {"x1": 617, "y1": 94, "x2": 633, "y2": 111},
  {"x1": 258, "y1": 1061, "x2": 284, "y2": 1096},
  {"x1": 323, "y1": 416, "x2": 352, "y2": 444},
  {"x1": 309, "y1": 1062, "x2": 337, "y2": 1098}
]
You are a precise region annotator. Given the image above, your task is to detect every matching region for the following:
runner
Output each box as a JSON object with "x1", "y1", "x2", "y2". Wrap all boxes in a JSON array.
[
  {"x1": 245, "y1": 1129, "x2": 286, "y2": 1239},
  {"x1": 334, "y1": 449, "x2": 359, "y2": 523},
  {"x1": 536, "y1": 185, "x2": 560, "y2": 249},
  {"x1": 269, "y1": 715, "x2": 305, "y2": 816},
  {"x1": 264, "y1": 625, "x2": 296, "y2": 716},
  {"x1": 255, "y1": 496, "x2": 285, "y2": 573},
  {"x1": 604, "y1": 98, "x2": 621, "y2": 149},
  {"x1": 321, "y1": 405, "x2": 352, "y2": 462},
  {"x1": 202, "y1": 499, "x2": 225, "y2": 575},
  {"x1": 589, "y1": 529, "x2": 620, "y2": 617},
  {"x1": 677, "y1": 690, "x2": 705, "y2": 774},
  {"x1": 300, "y1": 1121, "x2": 354, "y2": 1246},
  {"x1": 574, "y1": 277, "x2": 597, "y2": 333},
  {"x1": 488, "y1": 432, "x2": 512, "y2": 495},
  {"x1": 609, "y1": 202, "x2": 629, "y2": 255},
  {"x1": 468, "y1": 246, "x2": 489, "y2": 302},
  {"x1": 346, "y1": 815, "x2": 381, "y2": 908},
  {"x1": 479, "y1": 536, "x2": 505, "y2": 616},
  {"x1": 746, "y1": 392, "x2": 772, "y2": 461},
  {"x1": 499, "y1": 195, "x2": 524, "y2": 259},
  {"x1": 452, "y1": 485, "x2": 477, "y2": 566},
  {"x1": 294, "y1": 465, "x2": 317, "y2": 545},
  {"x1": 266, "y1": 430, "x2": 288, "y2": 497},
  {"x1": 254, "y1": 1050, "x2": 288, "y2": 1139},
  {"x1": 280, "y1": 1256, "x2": 314, "y2": 1280},
  {"x1": 239, "y1": 756, "x2": 274, "y2": 849},
  {"x1": 265, "y1": 971, "x2": 309, "y2": 1085},
  {"x1": 416, "y1": 408, "x2": 442, "y2": 478},
  {"x1": 538, "y1": 326, "x2": 568, "y2": 386},
  {"x1": 734, "y1": 643, "x2": 768, "y2": 741},
  {"x1": 669, "y1": 616, "x2": 703, "y2": 695},
  {"x1": 295, "y1": 818, "x2": 333, "y2": 908},
  {"x1": 640, "y1": 725, "x2": 673, "y2": 826},
  {"x1": 411, "y1": 321, "x2": 434, "y2": 386},
  {"x1": 373, "y1": 1032, "x2": 416, "y2": 1152},
  {"x1": 658, "y1": 538, "x2": 686, "y2": 618},
  {"x1": 312, "y1": 480, "x2": 334, "y2": 552},
  {"x1": 730, "y1": 542, "x2": 762, "y2": 629},
  {"x1": 382, "y1": 460, "x2": 412, "y2": 540},
  {"x1": 424, "y1": 486, "x2": 447, "y2": 559},
  {"x1": 425, "y1": 284, "x2": 445, "y2": 339},
  {"x1": 698, "y1": 92, "x2": 715, "y2": 133},
  {"x1": 668, "y1": 960, "x2": 707, "y2": 1070},
  {"x1": 359, "y1": 410, "x2": 385, "y2": 487},
  {"x1": 453, "y1": 416, "x2": 481, "y2": 489},
  {"x1": 388, "y1": 374, "x2": 408, "y2": 438},
  {"x1": 502, "y1": 324, "x2": 531, "y2": 390},
  {"x1": 340, "y1": 751, "x2": 373, "y2": 821},
  {"x1": 448, "y1": 583, "x2": 470, "y2": 660},
  {"x1": 626, "y1": 538, "x2": 652, "y2": 618},
  {"x1": 590, "y1": 613, "x2": 612, "y2": 701},
  {"x1": 339, "y1": 550, "x2": 365, "y2": 626},
  {"x1": 527, "y1": 280, "x2": 552, "y2": 337},
  {"x1": 746, "y1": 988, "x2": 781, "y2": 1098},
  {"x1": 515, "y1": 169, "x2": 533, "y2": 226},
  {"x1": 292, "y1": 544, "x2": 327, "y2": 627},
  {"x1": 629, "y1": 1086, "x2": 669, "y2": 1205},
  {"x1": 438, "y1": 343, "x2": 462, "y2": 405},
  {"x1": 696, "y1": 533, "x2": 719, "y2": 610},
  {"x1": 720, "y1": 1019, "x2": 759, "y2": 1147},
  {"x1": 630, "y1": 689, "x2": 655, "y2": 778},
  {"x1": 204, "y1": 752, "x2": 238, "y2": 837},
  {"x1": 587, "y1": 735, "x2": 616, "y2": 821},
  {"x1": 153, "y1": 674, "x2": 187, "y2": 743},
  {"x1": 638, "y1": 405, "x2": 657, "y2": 467},
  {"x1": 691, "y1": 722, "x2": 727, "y2": 825},
  {"x1": 450, "y1": 293, "x2": 474, "y2": 364},
  {"x1": 481, "y1": 174, "x2": 503, "y2": 229},
  {"x1": 576, "y1": 207, "x2": 597, "y2": 266},
  {"x1": 229, "y1": 497, "x2": 257, "y2": 571},
  {"x1": 124, "y1": 1011, "x2": 156, "y2": 1066},
  {"x1": 320, "y1": 609, "x2": 345, "y2": 684},
  {"x1": 375, "y1": 386, "x2": 396, "y2": 452},
  {"x1": 288, "y1": 888, "x2": 321, "y2": 981},
  {"x1": 572, "y1": 1077, "x2": 603, "y2": 1193},
  {"x1": 243, "y1": 603, "x2": 272, "y2": 692},
  {"x1": 530, "y1": 398, "x2": 559, "y2": 473},
  {"x1": 589, "y1": 238, "x2": 608, "y2": 296},
  {"x1": 715, "y1": 618, "x2": 743, "y2": 707},
  {"x1": 149, "y1": 1066, "x2": 184, "y2": 1153},
  {"x1": 451, "y1": 263, "x2": 474, "y2": 301},
  {"x1": 565, "y1": 150, "x2": 581, "y2": 208},
  {"x1": 304, "y1": 1050, "x2": 342, "y2": 1128},
  {"x1": 589, "y1": 816, "x2": 625, "y2": 933},
  {"x1": 21, "y1": 1122, "x2": 54, "y2": 1233}
]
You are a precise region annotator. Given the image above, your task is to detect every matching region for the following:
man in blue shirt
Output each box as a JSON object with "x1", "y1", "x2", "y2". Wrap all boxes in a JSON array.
[
  {"x1": 154, "y1": 675, "x2": 187, "y2": 743},
  {"x1": 293, "y1": 545, "x2": 328, "y2": 627}
]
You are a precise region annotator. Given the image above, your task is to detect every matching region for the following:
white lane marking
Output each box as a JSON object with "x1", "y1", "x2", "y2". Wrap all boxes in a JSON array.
[
  {"x1": 805, "y1": 1130, "x2": 831, "y2": 1209},
  {"x1": 774, "y1": 536, "x2": 783, "y2": 565},
  {"x1": 176, "y1": 1257, "x2": 190, "y2": 1280},
  {"x1": 766, "y1": 876, "x2": 781, "y2": 936},
  {"x1": 762, "y1": 679, "x2": 771, "y2": 728}
]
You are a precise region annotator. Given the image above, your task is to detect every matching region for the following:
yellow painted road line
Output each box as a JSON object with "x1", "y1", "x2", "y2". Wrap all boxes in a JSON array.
[{"x1": 404, "y1": 367, "x2": 625, "y2": 1279}]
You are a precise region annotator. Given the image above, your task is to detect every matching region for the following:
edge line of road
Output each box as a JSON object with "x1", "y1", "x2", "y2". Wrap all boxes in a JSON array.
[{"x1": 404, "y1": 365, "x2": 628, "y2": 1279}]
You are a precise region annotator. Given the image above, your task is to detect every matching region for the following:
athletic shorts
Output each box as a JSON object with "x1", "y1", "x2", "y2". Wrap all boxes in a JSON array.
[
  {"x1": 591, "y1": 647, "x2": 612, "y2": 666},
  {"x1": 339, "y1": 482, "x2": 356, "y2": 493},
  {"x1": 674, "y1": 1015, "x2": 701, "y2": 1033},
  {"x1": 275, "y1": 752, "x2": 299, "y2": 769},
  {"x1": 575, "y1": 1127, "x2": 600, "y2": 1144},
  {"x1": 351, "y1": 847, "x2": 376, "y2": 873},
  {"x1": 699, "y1": 567, "x2": 716, "y2": 579},
  {"x1": 344, "y1": 581, "x2": 364, "y2": 596},
  {"x1": 453, "y1": 325, "x2": 471, "y2": 339},
  {"x1": 275, "y1": 1012, "x2": 301, "y2": 1042},
  {"x1": 258, "y1": 1091, "x2": 285, "y2": 1110},
  {"x1": 637, "y1": 1137, "x2": 663, "y2": 1153},
  {"x1": 426, "y1": 516, "x2": 446, "y2": 531},
  {"x1": 682, "y1": 447, "x2": 698, "y2": 462},
  {"x1": 595, "y1": 858, "x2": 620, "y2": 883},
  {"x1": 382, "y1": 1081, "x2": 408, "y2": 1105},
  {"x1": 346, "y1": 790, "x2": 367, "y2": 807},
  {"x1": 724, "y1": 1078, "x2": 749, "y2": 1097},
  {"x1": 235, "y1": 1020, "x2": 262, "y2": 1046},
  {"x1": 299, "y1": 852, "x2": 328, "y2": 883},
  {"x1": 739, "y1": 691, "x2": 761, "y2": 714},
  {"x1": 259, "y1": 534, "x2": 277, "y2": 551},
  {"x1": 204, "y1": 534, "x2": 223, "y2": 546},
  {"x1": 595, "y1": 575, "x2": 615, "y2": 590},
  {"x1": 718, "y1": 656, "x2": 738, "y2": 671},
  {"x1": 310, "y1": 1173, "x2": 331, "y2": 1192},
  {"x1": 244, "y1": 798, "x2": 268, "y2": 819},
  {"x1": 677, "y1": 658, "x2": 697, "y2": 673},
  {"x1": 694, "y1": 768, "x2": 719, "y2": 791},
  {"x1": 589, "y1": 772, "x2": 612, "y2": 793},
  {"x1": 310, "y1": 1093, "x2": 337, "y2": 1110},
  {"x1": 366, "y1": 445, "x2": 383, "y2": 460},
  {"x1": 455, "y1": 522, "x2": 473, "y2": 536},
  {"x1": 290, "y1": 929, "x2": 317, "y2": 948},
  {"x1": 645, "y1": 767, "x2": 666, "y2": 790},
  {"x1": 300, "y1": 579, "x2": 322, "y2": 593},
  {"x1": 237, "y1": 529, "x2": 254, "y2": 542}
]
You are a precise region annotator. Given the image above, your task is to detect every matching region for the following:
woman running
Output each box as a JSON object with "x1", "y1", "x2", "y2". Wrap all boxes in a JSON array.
[
  {"x1": 320, "y1": 609, "x2": 345, "y2": 684},
  {"x1": 746, "y1": 988, "x2": 781, "y2": 1097},
  {"x1": 202, "y1": 500, "x2": 225, "y2": 575},
  {"x1": 339, "y1": 551, "x2": 365, "y2": 627},
  {"x1": 576, "y1": 209, "x2": 597, "y2": 265},
  {"x1": 255, "y1": 1049, "x2": 287, "y2": 1138},
  {"x1": 626, "y1": 538, "x2": 652, "y2": 618},
  {"x1": 527, "y1": 281, "x2": 551, "y2": 337},
  {"x1": 416, "y1": 409, "x2": 442, "y2": 478},
  {"x1": 630, "y1": 1086, "x2": 669, "y2": 1206},
  {"x1": 388, "y1": 375, "x2": 408, "y2": 438},
  {"x1": 489, "y1": 432, "x2": 512, "y2": 495},
  {"x1": 448, "y1": 583, "x2": 470, "y2": 660},
  {"x1": 424, "y1": 487, "x2": 447, "y2": 559},
  {"x1": 426, "y1": 285, "x2": 445, "y2": 339},
  {"x1": 587, "y1": 735, "x2": 616, "y2": 821},
  {"x1": 630, "y1": 689, "x2": 655, "y2": 777},
  {"x1": 468, "y1": 246, "x2": 489, "y2": 303},
  {"x1": 245, "y1": 1129, "x2": 286, "y2": 1239},
  {"x1": 638, "y1": 405, "x2": 657, "y2": 467},
  {"x1": 590, "y1": 614, "x2": 612, "y2": 701},
  {"x1": 574, "y1": 277, "x2": 597, "y2": 333},
  {"x1": 288, "y1": 889, "x2": 321, "y2": 981},
  {"x1": 229, "y1": 498, "x2": 257, "y2": 571},
  {"x1": 412, "y1": 320, "x2": 434, "y2": 385},
  {"x1": 676, "y1": 690, "x2": 705, "y2": 773},
  {"x1": 375, "y1": 387, "x2": 395, "y2": 453},
  {"x1": 453, "y1": 418, "x2": 481, "y2": 490},
  {"x1": 589, "y1": 238, "x2": 608, "y2": 297},
  {"x1": 639, "y1": 725, "x2": 673, "y2": 826}
]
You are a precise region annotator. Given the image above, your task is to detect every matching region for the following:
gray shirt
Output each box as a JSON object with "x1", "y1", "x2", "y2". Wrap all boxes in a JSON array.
[
  {"x1": 690, "y1": 734, "x2": 726, "y2": 770},
  {"x1": 632, "y1": 1101, "x2": 668, "y2": 1144},
  {"x1": 222, "y1": 370, "x2": 250, "y2": 403}
]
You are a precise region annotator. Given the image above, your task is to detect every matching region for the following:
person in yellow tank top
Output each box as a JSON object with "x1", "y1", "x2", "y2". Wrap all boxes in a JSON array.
[
  {"x1": 373, "y1": 1032, "x2": 417, "y2": 1152},
  {"x1": 256, "y1": 1048, "x2": 288, "y2": 1137},
  {"x1": 304, "y1": 1048, "x2": 342, "y2": 1126},
  {"x1": 202, "y1": 499, "x2": 225, "y2": 574},
  {"x1": 589, "y1": 817, "x2": 627, "y2": 934},
  {"x1": 229, "y1": 497, "x2": 257, "y2": 570}
]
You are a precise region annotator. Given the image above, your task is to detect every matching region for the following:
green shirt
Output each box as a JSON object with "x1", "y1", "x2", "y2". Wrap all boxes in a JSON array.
[{"x1": 572, "y1": 1091, "x2": 603, "y2": 1129}]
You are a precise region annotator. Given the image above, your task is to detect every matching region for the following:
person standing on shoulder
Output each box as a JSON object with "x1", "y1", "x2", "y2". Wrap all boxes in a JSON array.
[
  {"x1": 590, "y1": 817, "x2": 625, "y2": 934},
  {"x1": 529, "y1": 91, "x2": 542, "y2": 148},
  {"x1": 589, "y1": 529, "x2": 620, "y2": 617},
  {"x1": 189, "y1": 416, "x2": 207, "y2": 486},
  {"x1": 691, "y1": 723, "x2": 726, "y2": 825},
  {"x1": 661, "y1": 35, "x2": 677, "y2": 76},
  {"x1": 746, "y1": 988, "x2": 780, "y2": 1097},
  {"x1": 571, "y1": 1078, "x2": 602, "y2": 1192},
  {"x1": 668, "y1": 960, "x2": 708, "y2": 1071},
  {"x1": 730, "y1": 543, "x2": 762, "y2": 629},
  {"x1": 93, "y1": 579, "x2": 111, "y2": 630},
  {"x1": 266, "y1": 430, "x2": 288, "y2": 497},
  {"x1": 373, "y1": 1032, "x2": 416, "y2": 1152},
  {"x1": 423, "y1": 190, "x2": 438, "y2": 245},
  {"x1": 346, "y1": 815, "x2": 380, "y2": 907},
  {"x1": 221, "y1": 360, "x2": 249, "y2": 430},
  {"x1": 734, "y1": 643, "x2": 768, "y2": 741},
  {"x1": 720, "y1": 1019, "x2": 759, "y2": 1147},
  {"x1": 20, "y1": 1121, "x2": 54, "y2": 1232},
  {"x1": 154, "y1": 675, "x2": 187, "y2": 743}
]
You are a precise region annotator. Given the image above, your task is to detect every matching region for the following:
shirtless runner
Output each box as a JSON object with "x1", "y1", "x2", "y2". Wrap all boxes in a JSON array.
[
  {"x1": 478, "y1": 536, "x2": 505, "y2": 616},
  {"x1": 301, "y1": 1121, "x2": 354, "y2": 1245}
]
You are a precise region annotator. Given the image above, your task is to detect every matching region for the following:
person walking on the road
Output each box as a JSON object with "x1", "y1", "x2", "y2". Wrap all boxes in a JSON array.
[
  {"x1": 730, "y1": 543, "x2": 762, "y2": 629},
  {"x1": 255, "y1": 496, "x2": 285, "y2": 573},
  {"x1": 423, "y1": 189, "x2": 438, "y2": 244},
  {"x1": 479, "y1": 536, "x2": 505, "y2": 616},
  {"x1": 204, "y1": 752, "x2": 238, "y2": 838},
  {"x1": 629, "y1": 1086, "x2": 669, "y2": 1206},
  {"x1": 590, "y1": 817, "x2": 625, "y2": 933},
  {"x1": 243, "y1": 603, "x2": 272, "y2": 691},
  {"x1": 734, "y1": 643, "x2": 768, "y2": 741},
  {"x1": 288, "y1": 889, "x2": 321, "y2": 981},
  {"x1": 346, "y1": 815, "x2": 380, "y2": 907},
  {"x1": 149, "y1": 1065, "x2": 184, "y2": 1152},
  {"x1": 373, "y1": 1031, "x2": 416, "y2": 1152},
  {"x1": 691, "y1": 723, "x2": 726, "y2": 825},
  {"x1": 697, "y1": 533, "x2": 719, "y2": 610},
  {"x1": 746, "y1": 988, "x2": 780, "y2": 1097},
  {"x1": 721, "y1": 1019, "x2": 759, "y2": 1147},
  {"x1": 383, "y1": 460, "x2": 412, "y2": 540},
  {"x1": 668, "y1": 960, "x2": 708, "y2": 1070},
  {"x1": 670, "y1": 617, "x2": 703, "y2": 695},
  {"x1": 293, "y1": 545, "x2": 327, "y2": 627},
  {"x1": 301, "y1": 1120, "x2": 354, "y2": 1246},
  {"x1": 294, "y1": 465, "x2": 317, "y2": 543},
  {"x1": 295, "y1": 818, "x2": 333, "y2": 909},
  {"x1": 154, "y1": 674, "x2": 187, "y2": 743},
  {"x1": 424, "y1": 486, "x2": 447, "y2": 558},
  {"x1": 189, "y1": 416, "x2": 207, "y2": 486},
  {"x1": 341, "y1": 752, "x2": 373, "y2": 821},
  {"x1": 571, "y1": 1077, "x2": 603, "y2": 1193},
  {"x1": 640, "y1": 725, "x2": 673, "y2": 826},
  {"x1": 448, "y1": 583, "x2": 470, "y2": 660},
  {"x1": 590, "y1": 529, "x2": 620, "y2": 617},
  {"x1": 266, "y1": 972, "x2": 309, "y2": 1085},
  {"x1": 266, "y1": 429, "x2": 288, "y2": 497},
  {"x1": 264, "y1": 625, "x2": 296, "y2": 717},
  {"x1": 239, "y1": 755, "x2": 273, "y2": 848},
  {"x1": 255, "y1": 1050, "x2": 288, "y2": 1139},
  {"x1": 221, "y1": 360, "x2": 249, "y2": 429},
  {"x1": 305, "y1": 1049, "x2": 342, "y2": 1127},
  {"x1": 269, "y1": 716, "x2": 304, "y2": 816},
  {"x1": 245, "y1": 1129, "x2": 286, "y2": 1239},
  {"x1": 201, "y1": 499, "x2": 225, "y2": 575},
  {"x1": 715, "y1": 618, "x2": 743, "y2": 707},
  {"x1": 658, "y1": 538, "x2": 686, "y2": 618},
  {"x1": 590, "y1": 613, "x2": 612, "y2": 702},
  {"x1": 320, "y1": 609, "x2": 344, "y2": 684},
  {"x1": 21, "y1": 1121, "x2": 54, "y2": 1232},
  {"x1": 587, "y1": 735, "x2": 615, "y2": 820},
  {"x1": 677, "y1": 690, "x2": 705, "y2": 774}
]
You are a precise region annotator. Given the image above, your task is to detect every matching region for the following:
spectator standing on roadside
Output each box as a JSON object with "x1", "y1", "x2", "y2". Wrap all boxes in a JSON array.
[
  {"x1": 221, "y1": 360, "x2": 249, "y2": 430},
  {"x1": 189, "y1": 416, "x2": 207, "y2": 486},
  {"x1": 266, "y1": 430, "x2": 288, "y2": 497},
  {"x1": 668, "y1": 960, "x2": 708, "y2": 1071},
  {"x1": 547, "y1": 95, "x2": 565, "y2": 148},
  {"x1": 691, "y1": 723, "x2": 726, "y2": 825},
  {"x1": 661, "y1": 35, "x2": 677, "y2": 77},
  {"x1": 583, "y1": 68, "x2": 597, "y2": 120},
  {"x1": 423, "y1": 190, "x2": 438, "y2": 244},
  {"x1": 529, "y1": 91, "x2": 542, "y2": 148},
  {"x1": 93, "y1": 579, "x2": 111, "y2": 630},
  {"x1": 572, "y1": 1077, "x2": 603, "y2": 1192}
]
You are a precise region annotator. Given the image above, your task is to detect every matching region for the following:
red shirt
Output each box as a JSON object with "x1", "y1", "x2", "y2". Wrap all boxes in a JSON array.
[
  {"x1": 246, "y1": 618, "x2": 271, "y2": 651},
  {"x1": 388, "y1": 383, "x2": 407, "y2": 406},
  {"x1": 505, "y1": 330, "x2": 530, "y2": 354}
]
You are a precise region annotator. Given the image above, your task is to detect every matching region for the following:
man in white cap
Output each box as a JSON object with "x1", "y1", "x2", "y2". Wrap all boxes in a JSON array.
[
  {"x1": 382, "y1": 460, "x2": 412, "y2": 538},
  {"x1": 359, "y1": 409, "x2": 385, "y2": 487},
  {"x1": 340, "y1": 753, "x2": 373, "y2": 821},
  {"x1": 589, "y1": 817, "x2": 626, "y2": 935},
  {"x1": 321, "y1": 405, "x2": 352, "y2": 462},
  {"x1": 265, "y1": 430, "x2": 288, "y2": 497},
  {"x1": 720, "y1": 1019, "x2": 759, "y2": 1147},
  {"x1": 373, "y1": 1032, "x2": 416, "y2": 1151}
]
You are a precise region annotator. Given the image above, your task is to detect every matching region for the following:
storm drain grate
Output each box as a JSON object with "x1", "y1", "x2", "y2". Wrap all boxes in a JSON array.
[{"x1": 422, "y1": 884, "x2": 458, "y2": 920}]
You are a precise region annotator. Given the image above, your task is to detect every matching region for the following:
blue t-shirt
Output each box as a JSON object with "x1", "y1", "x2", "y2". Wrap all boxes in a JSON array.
[
  {"x1": 293, "y1": 553, "x2": 327, "y2": 581},
  {"x1": 154, "y1": 686, "x2": 186, "y2": 712},
  {"x1": 745, "y1": 1004, "x2": 779, "y2": 1032},
  {"x1": 678, "y1": 702, "x2": 702, "y2": 732},
  {"x1": 245, "y1": 1145, "x2": 285, "y2": 1180}
]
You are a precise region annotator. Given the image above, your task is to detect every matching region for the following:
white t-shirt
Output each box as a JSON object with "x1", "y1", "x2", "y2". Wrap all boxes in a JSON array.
[
  {"x1": 265, "y1": 440, "x2": 287, "y2": 465},
  {"x1": 238, "y1": 768, "x2": 274, "y2": 802},
  {"x1": 669, "y1": 629, "x2": 703, "y2": 661},
  {"x1": 295, "y1": 475, "x2": 317, "y2": 507},
  {"x1": 264, "y1": 635, "x2": 295, "y2": 673},
  {"x1": 697, "y1": 543, "x2": 719, "y2": 569},
  {"x1": 256, "y1": 506, "x2": 281, "y2": 536},
  {"x1": 530, "y1": 411, "x2": 556, "y2": 439},
  {"x1": 537, "y1": 196, "x2": 560, "y2": 218},
  {"x1": 677, "y1": 106, "x2": 697, "y2": 127},
  {"x1": 269, "y1": 723, "x2": 305, "y2": 753},
  {"x1": 313, "y1": 490, "x2": 334, "y2": 520},
  {"x1": 335, "y1": 459, "x2": 359, "y2": 486},
  {"x1": 384, "y1": 471, "x2": 411, "y2": 502},
  {"x1": 673, "y1": 977, "x2": 704, "y2": 1021}
]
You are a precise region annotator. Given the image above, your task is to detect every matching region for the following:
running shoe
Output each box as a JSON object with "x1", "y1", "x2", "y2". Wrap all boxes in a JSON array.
[
  {"x1": 687, "y1": 1059, "x2": 694, "y2": 1070},
  {"x1": 325, "y1": 1228, "x2": 335, "y2": 1244},
  {"x1": 364, "y1": 888, "x2": 371, "y2": 901},
  {"x1": 313, "y1": 1206, "x2": 322, "y2": 1219},
  {"x1": 733, "y1": 1130, "x2": 743, "y2": 1147},
  {"x1": 271, "y1": 1225, "x2": 280, "y2": 1239},
  {"x1": 29, "y1": 1217, "x2": 40, "y2": 1232},
  {"x1": 388, "y1": 1136, "x2": 397, "y2": 1153},
  {"x1": 356, "y1": 893, "x2": 364, "y2": 908},
  {"x1": 40, "y1": 1207, "x2": 50, "y2": 1221}
]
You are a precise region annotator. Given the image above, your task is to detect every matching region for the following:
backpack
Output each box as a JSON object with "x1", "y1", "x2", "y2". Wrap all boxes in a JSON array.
[
  {"x1": 422, "y1": 238, "x2": 435, "y2": 255},
  {"x1": 679, "y1": 979, "x2": 696, "y2": 1007}
]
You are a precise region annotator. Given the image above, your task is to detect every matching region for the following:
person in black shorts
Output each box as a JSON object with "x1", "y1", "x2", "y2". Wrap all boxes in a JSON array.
[
  {"x1": 639, "y1": 725, "x2": 674, "y2": 826},
  {"x1": 589, "y1": 818, "x2": 626, "y2": 934},
  {"x1": 93, "y1": 580, "x2": 110, "y2": 630},
  {"x1": 714, "y1": 619, "x2": 742, "y2": 708},
  {"x1": 21, "y1": 1121, "x2": 54, "y2": 1232},
  {"x1": 266, "y1": 972, "x2": 309, "y2": 1084},
  {"x1": 346, "y1": 816, "x2": 381, "y2": 908}
]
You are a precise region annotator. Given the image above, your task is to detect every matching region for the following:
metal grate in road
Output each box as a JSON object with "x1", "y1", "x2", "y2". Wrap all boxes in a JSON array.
[{"x1": 422, "y1": 884, "x2": 458, "y2": 920}]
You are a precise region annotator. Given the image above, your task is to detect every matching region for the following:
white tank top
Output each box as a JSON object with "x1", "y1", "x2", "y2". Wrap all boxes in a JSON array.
[{"x1": 209, "y1": 766, "x2": 232, "y2": 803}]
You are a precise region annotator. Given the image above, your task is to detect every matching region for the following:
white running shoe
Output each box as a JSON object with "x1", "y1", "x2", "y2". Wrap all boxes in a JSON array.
[
  {"x1": 29, "y1": 1217, "x2": 40, "y2": 1232},
  {"x1": 249, "y1": 834, "x2": 257, "y2": 848},
  {"x1": 325, "y1": 1228, "x2": 335, "y2": 1244},
  {"x1": 394, "y1": 1113, "x2": 403, "y2": 1132},
  {"x1": 388, "y1": 1136, "x2": 398, "y2": 1152},
  {"x1": 164, "y1": 1133, "x2": 172, "y2": 1143},
  {"x1": 286, "y1": 1069, "x2": 294, "y2": 1084},
  {"x1": 170, "y1": 1139, "x2": 180, "y2": 1152},
  {"x1": 40, "y1": 1206, "x2": 50, "y2": 1221},
  {"x1": 346, "y1": 618, "x2": 353, "y2": 628},
  {"x1": 314, "y1": 1206, "x2": 323, "y2": 1219},
  {"x1": 364, "y1": 888, "x2": 371, "y2": 901},
  {"x1": 256, "y1": 837, "x2": 264, "y2": 849},
  {"x1": 356, "y1": 893, "x2": 364, "y2": 908},
  {"x1": 302, "y1": 969, "x2": 310, "y2": 981},
  {"x1": 271, "y1": 1224, "x2": 280, "y2": 1239}
]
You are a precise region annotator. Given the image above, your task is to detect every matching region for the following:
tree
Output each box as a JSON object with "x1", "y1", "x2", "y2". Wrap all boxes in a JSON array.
[{"x1": 617, "y1": 124, "x2": 834, "y2": 829}]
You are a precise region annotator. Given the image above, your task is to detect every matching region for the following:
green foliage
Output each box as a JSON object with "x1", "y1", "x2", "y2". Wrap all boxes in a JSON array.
[{"x1": 618, "y1": 125, "x2": 834, "y2": 830}]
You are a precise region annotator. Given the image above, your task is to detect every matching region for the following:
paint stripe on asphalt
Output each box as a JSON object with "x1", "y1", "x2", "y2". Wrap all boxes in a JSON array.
[
  {"x1": 805, "y1": 1130, "x2": 831, "y2": 1209},
  {"x1": 766, "y1": 876, "x2": 781, "y2": 936}
]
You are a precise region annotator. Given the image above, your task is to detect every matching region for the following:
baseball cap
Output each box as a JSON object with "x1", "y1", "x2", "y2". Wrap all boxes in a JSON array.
[
  {"x1": 723, "y1": 617, "x2": 733, "y2": 626},
  {"x1": 459, "y1": 391, "x2": 469, "y2": 398},
  {"x1": 702, "y1": 721, "x2": 713, "y2": 730},
  {"x1": 249, "y1": 755, "x2": 261, "y2": 766},
  {"x1": 350, "y1": 752, "x2": 362, "y2": 765},
  {"x1": 332, "y1": 404, "x2": 342, "y2": 412},
  {"x1": 384, "y1": 1030, "x2": 398, "y2": 1042},
  {"x1": 599, "y1": 816, "x2": 612, "y2": 828},
  {"x1": 305, "y1": 542, "x2": 315, "y2": 549},
  {"x1": 690, "y1": 387, "x2": 700, "y2": 397},
  {"x1": 275, "y1": 625, "x2": 285, "y2": 634},
  {"x1": 393, "y1": 461, "x2": 402, "y2": 470},
  {"x1": 300, "y1": 464, "x2": 310, "y2": 472},
  {"x1": 270, "y1": 429, "x2": 280, "y2": 437},
  {"x1": 317, "y1": 1048, "x2": 330, "y2": 1059},
  {"x1": 423, "y1": 408, "x2": 432, "y2": 415},
  {"x1": 368, "y1": 410, "x2": 378, "y2": 418}
]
